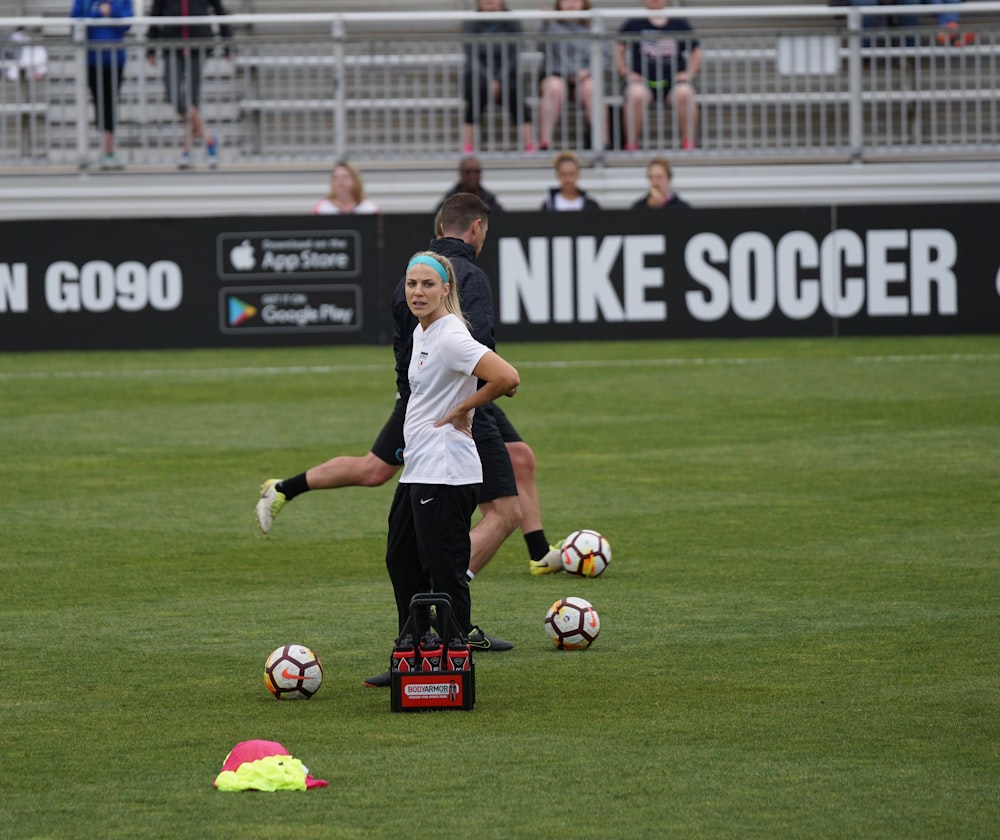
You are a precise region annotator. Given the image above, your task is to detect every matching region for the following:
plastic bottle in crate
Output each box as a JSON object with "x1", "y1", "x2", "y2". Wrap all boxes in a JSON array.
[
  {"x1": 446, "y1": 637, "x2": 471, "y2": 672},
  {"x1": 419, "y1": 632, "x2": 444, "y2": 671},
  {"x1": 391, "y1": 633, "x2": 416, "y2": 673}
]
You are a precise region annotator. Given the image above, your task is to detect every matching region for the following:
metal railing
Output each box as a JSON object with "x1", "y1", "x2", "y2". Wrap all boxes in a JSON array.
[{"x1": 1, "y1": 5, "x2": 998, "y2": 169}]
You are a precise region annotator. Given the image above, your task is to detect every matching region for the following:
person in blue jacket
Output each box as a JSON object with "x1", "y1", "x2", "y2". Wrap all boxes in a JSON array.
[{"x1": 71, "y1": 0, "x2": 133, "y2": 170}]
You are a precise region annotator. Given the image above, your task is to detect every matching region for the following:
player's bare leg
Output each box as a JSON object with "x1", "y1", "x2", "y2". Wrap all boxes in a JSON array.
[
  {"x1": 306, "y1": 452, "x2": 400, "y2": 489},
  {"x1": 469, "y1": 495, "x2": 520, "y2": 575},
  {"x1": 506, "y1": 441, "x2": 542, "y2": 532},
  {"x1": 507, "y1": 441, "x2": 564, "y2": 574}
]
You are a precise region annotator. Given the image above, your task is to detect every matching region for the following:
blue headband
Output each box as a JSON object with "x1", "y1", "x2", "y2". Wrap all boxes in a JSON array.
[{"x1": 407, "y1": 255, "x2": 449, "y2": 284}]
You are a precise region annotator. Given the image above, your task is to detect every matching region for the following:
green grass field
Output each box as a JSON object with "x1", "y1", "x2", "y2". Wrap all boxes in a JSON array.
[{"x1": 1, "y1": 336, "x2": 998, "y2": 839}]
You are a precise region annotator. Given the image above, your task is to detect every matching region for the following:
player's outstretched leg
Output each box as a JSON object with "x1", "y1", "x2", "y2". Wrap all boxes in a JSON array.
[{"x1": 254, "y1": 452, "x2": 403, "y2": 536}]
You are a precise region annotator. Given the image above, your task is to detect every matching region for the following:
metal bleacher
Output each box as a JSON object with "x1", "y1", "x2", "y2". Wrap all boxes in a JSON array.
[{"x1": 1, "y1": 2, "x2": 998, "y2": 218}]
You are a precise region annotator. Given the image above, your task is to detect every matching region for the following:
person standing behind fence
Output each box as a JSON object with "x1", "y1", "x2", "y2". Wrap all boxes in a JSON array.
[
  {"x1": 147, "y1": 0, "x2": 231, "y2": 170},
  {"x1": 537, "y1": 0, "x2": 609, "y2": 152},
  {"x1": 631, "y1": 155, "x2": 688, "y2": 210},
  {"x1": 71, "y1": 0, "x2": 133, "y2": 171},
  {"x1": 312, "y1": 161, "x2": 380, "y2": 215},
  {"x1": 540, "y1": 150, "x2": 600, "y2": 211},
  {"x1": 616, "y1": 0, "x2": 701, "y2": 152},
  {"x1": 462, "y1": 0, "x2": 535, "y2": 154}
]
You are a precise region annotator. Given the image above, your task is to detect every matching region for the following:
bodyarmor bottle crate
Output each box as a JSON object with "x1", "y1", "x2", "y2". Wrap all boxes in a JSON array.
[{"x1": 390, "y1": 593, "x2": 475, "y2": 712}]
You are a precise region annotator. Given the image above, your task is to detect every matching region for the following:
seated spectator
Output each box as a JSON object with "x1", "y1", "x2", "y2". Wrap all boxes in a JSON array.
[
  {"x1": 537, "y1": 0, "x2": 609, "y2": 151},
  {"x1": 462, "y1": 0, "x2": 535, "y2": 153},
  {"x1": 312, "y1": 162, "x2": 380, "y2": 215},
  {"x1": 435, "y1": 156, "x2": 503, "y2": 214},
  {"x1": 631, "y1": 156, "x2": 688, "y2": 210},
  {"x1": 616, "y1": 0, "x2": 701, "y2": 151},
  {"x1": 849, "y1": 0, "x2": 973, "y2": 47},
  {"x1": 6, "y1": 27, "x2": 48, "y2": 81},
  {"x1": 541, "y1": 150, "x2": 600, "y2": 211}
]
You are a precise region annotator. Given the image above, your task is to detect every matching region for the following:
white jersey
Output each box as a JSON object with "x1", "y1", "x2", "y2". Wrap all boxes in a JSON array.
[{"x1": 401, "y1": 313, "x2": 489, "y2": 486}]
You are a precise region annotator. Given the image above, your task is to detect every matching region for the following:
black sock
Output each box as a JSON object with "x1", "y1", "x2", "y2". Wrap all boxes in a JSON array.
[
  {"x1": 277, "y1": 472, "x2": 310, "y2": 501},
  {"x1": 524, "y1": 530, "x2": 551, "y2": 561}
]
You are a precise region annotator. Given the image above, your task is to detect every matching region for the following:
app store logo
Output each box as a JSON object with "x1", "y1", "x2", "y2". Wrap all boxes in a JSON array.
[
  {"x1": 229, "y1": 240, "x2": 256, "y2": 271},
  {"x1": 217, "y1": 230, "x2": 361, "y2": 280}
]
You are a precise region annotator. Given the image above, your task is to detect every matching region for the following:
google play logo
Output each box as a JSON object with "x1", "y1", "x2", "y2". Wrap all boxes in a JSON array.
[{"x1": 228, "y1": 296, "x2": 257, "y2": 327}]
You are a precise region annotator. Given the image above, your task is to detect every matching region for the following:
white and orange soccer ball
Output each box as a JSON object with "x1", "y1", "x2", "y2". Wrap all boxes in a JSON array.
[
  {"x1": 560, "y1": 529, "x2": 611, "y2": 577},
  {"x1": 544, "y1": 596, "x2": 601, "y2": 650},
  {"x1": 264, "y1": 644, "x2": 323, "y2": 700}
]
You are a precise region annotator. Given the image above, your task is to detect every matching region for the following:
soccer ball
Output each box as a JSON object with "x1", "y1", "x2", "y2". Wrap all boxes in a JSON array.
[
  {"x1": 560, "y1": 529, "x2": 611, "y2": 577},
  {"x1": 264, "y1": 644, "x2": 323, "y2": 700},
  {"x1": 544, "y1": 596, "x2": 601, "y2": 650}
]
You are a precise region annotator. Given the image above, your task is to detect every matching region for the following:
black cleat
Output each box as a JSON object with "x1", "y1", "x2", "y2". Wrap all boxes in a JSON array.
[
  {"x1": 364, "y1": 670, "x2": 391, "y2": 687},
  {"x1": 467, "y1": 626, "x2": 514, "y2": 652}
]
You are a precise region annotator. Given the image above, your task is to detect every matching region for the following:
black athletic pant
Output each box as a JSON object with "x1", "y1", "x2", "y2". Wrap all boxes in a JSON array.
[
  {"x1": 87, "y1": 63, "x2": 124, "y2": 133},
  {"x1": 385, "y1": 482, "x2": 478, "y2": 637}
]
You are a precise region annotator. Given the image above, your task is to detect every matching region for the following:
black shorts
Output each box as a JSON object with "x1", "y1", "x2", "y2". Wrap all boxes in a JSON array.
[
  {"x1": 369, "y1": 396, "x2": 518, "y2": 504},
  {"x1": 370, "y1": 396, "x2": 407, "y2": 466},
  {"x1": 472, "y1": 404, "x2": 518, "y2": 504},
  {"x1": 488, "y1": 403, "x2": 523, "y2": 445},
  {"x1": 163, "y1": 47, "x2": 204, "y2": 115}
]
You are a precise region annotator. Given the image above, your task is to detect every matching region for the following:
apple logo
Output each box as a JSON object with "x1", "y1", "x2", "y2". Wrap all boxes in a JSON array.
[{"x1": 230, "y1": 240, "x2": 256, "y2": 271}]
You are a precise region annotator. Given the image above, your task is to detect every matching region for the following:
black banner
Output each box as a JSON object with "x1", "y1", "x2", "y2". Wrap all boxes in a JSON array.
[
  {"x1": 2, "y1": 205, "x2": 997, "y2": 351},
  {"x1": 0, "y1": 215, "x2": 383, "y2": 351},
  {"x1": 474, "y1": 205, "x2": 1000, "y2": 341}
]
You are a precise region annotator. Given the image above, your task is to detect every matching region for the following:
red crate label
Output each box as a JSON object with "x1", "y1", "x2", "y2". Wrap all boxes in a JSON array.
[{"x1": 398, "y1": 674, "x2": 466, "y2": 708}]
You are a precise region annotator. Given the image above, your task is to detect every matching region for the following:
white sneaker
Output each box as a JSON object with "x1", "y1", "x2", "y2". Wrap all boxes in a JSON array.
[
  {"x1": 255, "y1": 479, "x2": 286, "y2": 535},
  {"x1": 99, "y1": 153, "x2": 124, "y2": 171}
]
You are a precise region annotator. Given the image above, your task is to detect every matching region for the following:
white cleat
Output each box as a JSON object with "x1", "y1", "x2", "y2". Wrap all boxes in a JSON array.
[{"x1": 255, "y1": 479, "x2": 286, "y2": 535}]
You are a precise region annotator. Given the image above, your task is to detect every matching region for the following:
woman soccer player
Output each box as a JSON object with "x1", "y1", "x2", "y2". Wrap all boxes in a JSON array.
[{"x1": 367, "y1": 251, "x2": 520, "y2": 686}]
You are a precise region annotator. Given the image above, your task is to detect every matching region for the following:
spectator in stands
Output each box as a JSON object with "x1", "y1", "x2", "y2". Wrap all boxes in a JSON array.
[
  {"x1": 436, "y1": 156, "x2": 503, "y2": 213},
  {"x1": 849, "y1": 0, "x2": 973, "y2": 47},
  {"x1": 5, "y1": 27, "x2": 48, "y2": 82},
  {"x1": 312, "y1": 162, "x2": 380, "y2": 215},
  {"x1": 931, "y1": 0, "x2": 974, "y2": 46},
  {"x1": 147, "y1": 0, "x2": 232, "y2": 170},
  {"x1": 540, "y1": 150, "x2": 600, "y2": 211},
  {"x1": 71, "y1": 0, "x2": 133, "y2": 171},
  {"x1": 462, "y1": 0, "x2": 535, "y2": 154},
  {"x1": 537, "y1": 0, "x2": 609, "y2": 152},
  {"x1": 847, "y1": 0, "x2": 917, "y2": 47},
  {"x1": 631, "y1": 155, "x2": 688, "y2": 210},
  {"x1": 616, "y1": 0, "x2": 701, "y2": 151}
]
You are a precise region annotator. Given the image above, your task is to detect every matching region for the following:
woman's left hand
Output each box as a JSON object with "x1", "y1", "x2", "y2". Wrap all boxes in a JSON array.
[{"x1": 435, "y1": 407, "x2": 474, "y2": 435}]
